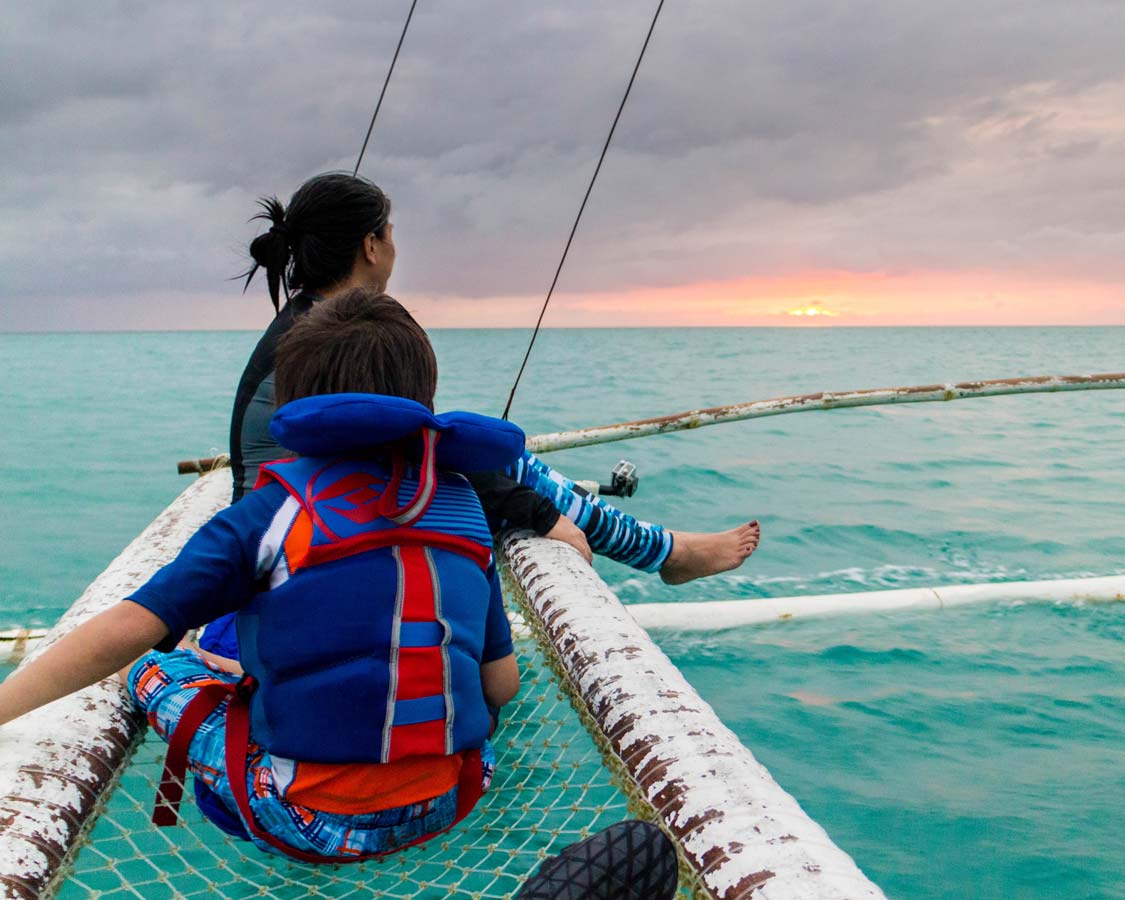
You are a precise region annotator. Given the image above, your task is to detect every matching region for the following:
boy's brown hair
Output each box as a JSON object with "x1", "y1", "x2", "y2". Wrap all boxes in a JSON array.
[{"x1": 274, "y1": 289, "x2": 438, "y2": 409}]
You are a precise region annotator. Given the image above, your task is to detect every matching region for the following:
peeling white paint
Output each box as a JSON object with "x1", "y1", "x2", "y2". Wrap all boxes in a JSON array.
[
  {"x1": 527, "y1": 372, "x2": 1125, "y2": 453},
  {"x1": 0, "y1": 473, "x2": 231, "y2": 900},
  {"x1": 500, "y1": 531, "x2": 887, "y2": 900},
  {"x1": 628, "y1": 575, "x2": 1125, "y2": 631}
]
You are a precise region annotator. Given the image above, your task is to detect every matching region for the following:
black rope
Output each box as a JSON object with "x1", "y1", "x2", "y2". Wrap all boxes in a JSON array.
[
  {"x1": 354, "y1": 0, "x2": 420, "y2": 176},
  {"x1": 502, "y1": 0, "x2": 666, "y2": 421}
]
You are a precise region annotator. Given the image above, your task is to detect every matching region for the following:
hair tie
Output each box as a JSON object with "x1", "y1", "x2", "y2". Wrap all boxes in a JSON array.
[{"x1": 269, "y1": 222, "x2": 290, "y2": 242}]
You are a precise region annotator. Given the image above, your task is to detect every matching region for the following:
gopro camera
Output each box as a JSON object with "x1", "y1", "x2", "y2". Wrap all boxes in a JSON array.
[{"x1": 599, "y1": 459, "x2": 639, "y2": 498}]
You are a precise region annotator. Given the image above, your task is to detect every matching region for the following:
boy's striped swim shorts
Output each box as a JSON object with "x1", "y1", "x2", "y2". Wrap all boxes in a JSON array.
[{"x1": 128, "y1": 649, "x2": 495, "y2": 859}]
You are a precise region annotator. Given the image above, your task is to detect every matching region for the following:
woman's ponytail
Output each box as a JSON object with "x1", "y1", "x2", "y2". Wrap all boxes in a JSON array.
[
  {"x1": 242, "y1": 174, "x2": 391, "y2": 313},
  {"x1": 244, "y1": 197, "x2": 292, "y2": 314}
]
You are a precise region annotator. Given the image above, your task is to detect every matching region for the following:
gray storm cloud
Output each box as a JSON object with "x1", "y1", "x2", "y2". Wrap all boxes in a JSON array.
[{"x1": 2, "y1": 0, "x2": 1124, "y2": 329}]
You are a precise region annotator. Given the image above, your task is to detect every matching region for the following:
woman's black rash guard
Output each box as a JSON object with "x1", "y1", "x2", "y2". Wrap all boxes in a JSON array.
[
  {"x1": 229, "y1": 293, "x2": 316, "y2": 501},
  {"x1": 228, "y1": 292, "x2": 562, "y2": 536}
]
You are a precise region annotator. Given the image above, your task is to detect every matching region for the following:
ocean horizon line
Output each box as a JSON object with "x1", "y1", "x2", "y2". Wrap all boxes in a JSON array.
[{"x1": 4, "y1": 323, "x2": 1124, "y2": 336}]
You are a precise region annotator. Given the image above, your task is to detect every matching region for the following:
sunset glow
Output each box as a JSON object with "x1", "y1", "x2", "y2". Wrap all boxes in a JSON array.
[{"x1": 406, "y1": 269, "x2": 1125, "y2": 329}]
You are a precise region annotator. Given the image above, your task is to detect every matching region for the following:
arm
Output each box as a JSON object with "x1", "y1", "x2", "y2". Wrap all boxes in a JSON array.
[
  {"x1": 128, "y1": 485, "x2": 282, "y2": 651},
  {"x1": 480, "y1": 563, "x2": 519, "y2": 710},
  {"x1": 467, "y1": 470, "x2": 592, "y2": 563},
  {"x1": 466, "y1": 470, "x2": 561, "y2": 535},
  {"x1": 0, "y1": 486, "x2": 281, "y2": 728},
  {"x1": 0, "y1": 602, "x2": 168, "y2": 727},
  {"x1": 481, "y1": 653, "x2": 519, "y2": 708}
]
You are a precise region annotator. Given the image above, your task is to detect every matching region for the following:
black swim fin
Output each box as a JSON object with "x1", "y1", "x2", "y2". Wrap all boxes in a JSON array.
[{"x1": 515, "y1": 820, "x2": 679, "y2": 900}]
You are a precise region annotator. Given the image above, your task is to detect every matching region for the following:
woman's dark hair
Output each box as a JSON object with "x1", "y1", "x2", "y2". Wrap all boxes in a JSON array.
[
  {"x1": 244, "y1": 173, "x2": 392, "y2": 313},
  {"x1": 274, "y1": 289, "x2": 437, "y2": 410}
]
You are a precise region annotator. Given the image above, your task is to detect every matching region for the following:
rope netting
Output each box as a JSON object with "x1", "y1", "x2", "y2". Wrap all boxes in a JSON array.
[{"x1": 53, "y1": 601, "x2": 689, "y2": 900}]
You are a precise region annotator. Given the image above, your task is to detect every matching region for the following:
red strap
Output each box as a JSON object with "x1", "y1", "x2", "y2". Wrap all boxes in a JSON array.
[
  {"x1": 155, "y1": 677, "x2": 487, "y2": 859},
  {"x1": 302, "y1": 526, "x2": 493, "y2": 571},
  {"x1": 377, "y1": 433, "x2": 439, "y2": 526},
  {"x1": 223, "y1": 689, "x2": 486, "y2": 862},
  {"x1": 222, "y1": 687, "x2": 334, "y2": 862},
  {"x1": 152, "y1": 683, "x2": 233, "y2": 826},
  {"x1": 252, "y1": 457, "x2": 298, "y2": 492},
  {"x1": 453, "y1": 750, "x2": 484, "y2": 822}
]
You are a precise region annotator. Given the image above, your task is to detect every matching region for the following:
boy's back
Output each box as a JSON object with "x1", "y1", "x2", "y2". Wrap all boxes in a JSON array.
[
  {"x1": 240, "y1": 451, "x2": 505, "y2": 765},
  {"x1": 128, "y1": 383, "x2": 522, "y2": 858}
]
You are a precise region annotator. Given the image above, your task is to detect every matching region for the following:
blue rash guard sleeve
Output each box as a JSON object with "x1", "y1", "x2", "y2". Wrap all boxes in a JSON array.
[
  {"x1": 481, "y1": 563, "x2": 514, "y2": 664},
  {"x1": 125, "y1": 484, "x2": 287, "y2": 651}
]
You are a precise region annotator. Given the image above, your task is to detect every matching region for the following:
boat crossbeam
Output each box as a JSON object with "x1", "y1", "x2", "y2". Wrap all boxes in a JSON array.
[
  {"x1": 527, "y1": 372, "x2": 1125, "y2": 453},
  {"x1": 628, "y1": 574, "x2": 1125, "y2": 631}
]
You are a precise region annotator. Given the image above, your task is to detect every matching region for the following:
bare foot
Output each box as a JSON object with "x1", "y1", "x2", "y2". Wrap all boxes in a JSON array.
[{"x1": 659, "y1": 520, "x2": 760, "y2": 585}]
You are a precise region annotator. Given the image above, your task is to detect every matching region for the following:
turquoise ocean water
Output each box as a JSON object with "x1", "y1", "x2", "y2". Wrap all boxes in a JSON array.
[{"x1": 2, "y1": 327, "x2": 1123, "y2": 899}]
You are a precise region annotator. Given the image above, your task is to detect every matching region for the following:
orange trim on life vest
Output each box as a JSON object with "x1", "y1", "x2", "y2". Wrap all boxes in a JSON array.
[
  {"x1": 222, "y1": 687, "x2": 485, "y2": 863},
  {"x1": 281, "y1": 753, "x2": 464, "y2": 815},
  {"x1": 283, "y1": 508, "x2": 314, "y2": 573}
]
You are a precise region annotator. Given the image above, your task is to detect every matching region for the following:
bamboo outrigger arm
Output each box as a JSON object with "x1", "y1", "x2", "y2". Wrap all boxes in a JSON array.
[
  {"x1": 525, "y1": 372, "x2": 1125, "y2": 454},
  {"x1": 500, "y1": 531, "x2": 887, "y2": 899},
  {"x1": 175, "y1": 373, "x2": 1125, "y2": 473},
  {"x1": 629, "y1": 574, "x2": 1125, "y2": 631},
  {"x1": 0, "y1": 474, "x2": 232, "y2": 899}
]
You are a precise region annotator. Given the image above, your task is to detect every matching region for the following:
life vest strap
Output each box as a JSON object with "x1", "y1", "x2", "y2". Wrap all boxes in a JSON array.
[
  {"x1": 377, "y1": 430, "x2": 439, "y2": 526},
  {"x1": 301, "y1": 526, "x2": 493, "y2": 572},
  {"x1": 152, "y1": 682, "x2": 233, "y2": 826},
  {"x1": 153, "y1": 673, "x2": 486, "y2": 862}
]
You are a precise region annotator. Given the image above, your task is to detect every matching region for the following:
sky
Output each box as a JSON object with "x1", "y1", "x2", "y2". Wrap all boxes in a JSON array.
[{"x1": 2, "y1": 0, "x2": 1125, "y2": 331}]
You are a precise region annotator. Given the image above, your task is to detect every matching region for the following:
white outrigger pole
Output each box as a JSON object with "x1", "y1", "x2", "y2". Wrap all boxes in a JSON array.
[
  {"x1": 527, "y1": 372, "x2": 1125, "y2": 453},
  {"x1": 629, "y1": 575, "x2": 1125, "y2": 631},
  {"x1": 528, "y1": 371, "x2": 1125, "y2": 628},
  {"x1": 175, "y1": 372, "x2": 1125, "y2": 475},
  {"x1": 173, "y1": 372, "x2": 1125, "y2": 629}
]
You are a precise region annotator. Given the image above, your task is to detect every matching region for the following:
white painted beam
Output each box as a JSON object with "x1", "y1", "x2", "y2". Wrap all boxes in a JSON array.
[
  {"x1": 0, "y1": 473, "x2": 231, "y2": 900},
  {"x1": 500, "y1": 531, "x2": 887, "y2": 900},
  {"x1": 628, "y1": 575, "x2": 1125, "y2": 632},
  {"x1": 527, "y1": 372, "x2": 1125, "y2": 453}
]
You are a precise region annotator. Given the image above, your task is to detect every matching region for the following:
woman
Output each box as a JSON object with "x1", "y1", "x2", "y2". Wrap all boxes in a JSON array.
[{"x1": 229, "y1": 173, "x2": 759, "y2": 584}]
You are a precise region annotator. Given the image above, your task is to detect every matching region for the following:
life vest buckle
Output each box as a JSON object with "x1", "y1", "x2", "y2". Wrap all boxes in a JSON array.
[{"x1": 234, "y1": 673, "x2": 258, "y2": 702}]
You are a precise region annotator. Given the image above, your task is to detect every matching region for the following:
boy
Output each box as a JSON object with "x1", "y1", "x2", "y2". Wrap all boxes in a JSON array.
[{"x1": 0, "y1": 289, "x2": 521, "y2": 860}]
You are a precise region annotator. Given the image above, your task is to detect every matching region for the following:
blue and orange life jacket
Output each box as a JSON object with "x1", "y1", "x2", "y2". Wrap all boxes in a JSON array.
[
  {"x1": 242, "y1": 454, "x2": 497, "y2": 763},
  {"x1": 154, "y1": 394, "x2": 525, "y2": 860}
]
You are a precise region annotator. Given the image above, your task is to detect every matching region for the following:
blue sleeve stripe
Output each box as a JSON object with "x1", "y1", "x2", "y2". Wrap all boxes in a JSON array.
[{"x1": 393, "y1": 695, "x2": 446, "y2": 726}]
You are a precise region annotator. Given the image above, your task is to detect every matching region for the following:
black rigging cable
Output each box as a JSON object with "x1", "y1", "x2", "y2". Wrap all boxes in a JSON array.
[
  {"x1": 501, "y1": 0, "x2": 666, "y2": 420},
  {"x1": 353, "y1": 0, "x2": 420, "y2": 175}
]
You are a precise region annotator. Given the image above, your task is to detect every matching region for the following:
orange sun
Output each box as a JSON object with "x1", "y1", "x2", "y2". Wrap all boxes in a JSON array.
[{"x1": 786, "y1": 306, "x2": 839, "y2": 317}]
